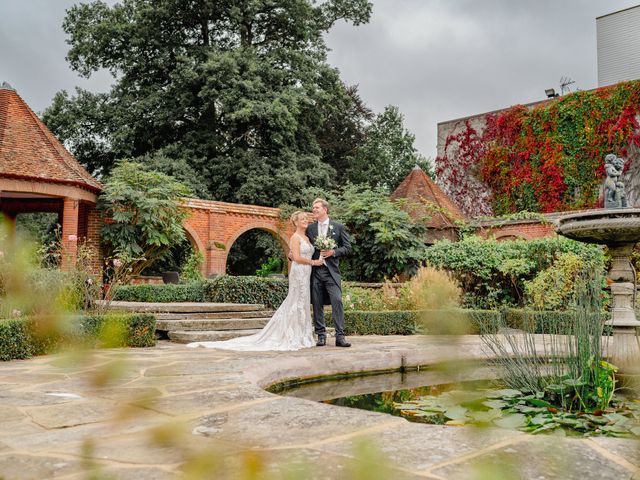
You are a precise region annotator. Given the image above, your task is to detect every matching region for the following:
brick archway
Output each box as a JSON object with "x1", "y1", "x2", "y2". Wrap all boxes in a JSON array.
[{"x1": 182, "y1": 199, "x2": 295, "y2": 277}]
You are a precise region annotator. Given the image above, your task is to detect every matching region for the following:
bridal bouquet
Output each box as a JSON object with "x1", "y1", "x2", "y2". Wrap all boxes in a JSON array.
[
  {"x1": 314, "y1": 235, "x2": 337, "y2": 251},
  {"x1": 314, "y1": 234, "x2": 337, "y2": 265}
]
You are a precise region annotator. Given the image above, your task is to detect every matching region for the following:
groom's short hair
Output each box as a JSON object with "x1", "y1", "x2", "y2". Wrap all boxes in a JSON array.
[{"x1": 313, "y1": 198, "x2": 329, "y2": 212}]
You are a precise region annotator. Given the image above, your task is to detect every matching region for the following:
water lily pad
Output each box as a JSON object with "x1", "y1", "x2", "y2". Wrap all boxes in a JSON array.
[
  {"x1": 525, "y1": 398, "x2": 554, "y2": 408},
  {"x1": 469, "y1": 409, "x2": 502, "y2": 423},
  {"x1": 529, "y1": 414, "x2": 553, "y2": 426},
  {"x1": 531, "y1": 422, "x2": 560, "y2": 434},
  {"x1": 601, "y1": 424, "x2": 629, "y2": 434},
  {"x1": 628, "y1": 426, "x2": 640, "y2": 436},
  {"x1": 604, "y1": 413, "x2": 629, "y2": 425},
  {"x1": 486, "y1": 389, "x2": 523, "y2": 398},
  {"x1": 494, "y1": 413, "x2": 527, "y2": 429},
  {"x1": 444, "y1": 406, "x2": 468, "y2": 420},
  {"x1": 483, "y1": 399, "x2": 509, "y2": 409}
]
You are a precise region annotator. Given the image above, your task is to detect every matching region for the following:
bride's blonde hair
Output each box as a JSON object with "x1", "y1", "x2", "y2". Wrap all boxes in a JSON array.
[{"x1": 290, "y1": 211, "x2": 307, "y2": 226}]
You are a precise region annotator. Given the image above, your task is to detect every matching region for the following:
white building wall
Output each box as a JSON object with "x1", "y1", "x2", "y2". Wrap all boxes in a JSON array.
[{"x1": 597, "y1": 5, "x2": 640, "y2": 87}]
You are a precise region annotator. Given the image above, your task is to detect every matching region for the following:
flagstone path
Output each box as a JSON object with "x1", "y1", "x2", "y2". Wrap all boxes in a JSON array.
[{"x1": 0, "y1": 336, "x2": 638, "y2": 479}]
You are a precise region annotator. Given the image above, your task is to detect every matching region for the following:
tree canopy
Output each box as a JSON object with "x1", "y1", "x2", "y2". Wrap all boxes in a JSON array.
[{"x1": 43, "y1": 0, "x2": 428, "y2": 207}]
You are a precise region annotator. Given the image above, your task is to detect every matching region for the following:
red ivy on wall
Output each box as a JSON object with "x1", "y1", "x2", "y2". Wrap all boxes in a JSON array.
[{"x1": 437, "y1": 81, "x2": 640, "y2": 216}]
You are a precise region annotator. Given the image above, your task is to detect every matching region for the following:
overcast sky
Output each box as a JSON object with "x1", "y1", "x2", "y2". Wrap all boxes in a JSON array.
[{"x1": 2, "y1": 0, "x2": 639, "y2": 159}]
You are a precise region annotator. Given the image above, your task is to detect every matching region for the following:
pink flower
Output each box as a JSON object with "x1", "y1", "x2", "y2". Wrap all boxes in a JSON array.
[
  {"x1": 68, "y1": 234, "x2": 78, "y2": 241},
  {"x1": 113, "y1": 258, "x2": 123, "y2": 268}
]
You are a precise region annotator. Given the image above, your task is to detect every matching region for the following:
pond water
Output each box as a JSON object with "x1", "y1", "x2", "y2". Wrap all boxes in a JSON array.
[
  {"x1": 273, "y1": 363, "x2": 499, "y2": 424},
  {"x1": 273, "y1": 364, "x2": 640, "y2": 436}
]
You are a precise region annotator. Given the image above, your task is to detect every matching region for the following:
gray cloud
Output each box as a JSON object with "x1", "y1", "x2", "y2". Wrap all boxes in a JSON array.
[
  {"x1": 325, "y1": 0, "x2": 639, "y2": 157},
  {"x1": 2, "y1": 0, "x2": 638, "y2": 159}
]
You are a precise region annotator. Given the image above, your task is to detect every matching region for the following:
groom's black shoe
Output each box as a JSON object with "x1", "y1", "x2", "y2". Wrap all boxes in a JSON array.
[
  {"x1": 335, "y1": 336, "x2": 351, "y2": 348},
  {"x1": 316, "y1": 335, "x2": 326, "y2": 347}
]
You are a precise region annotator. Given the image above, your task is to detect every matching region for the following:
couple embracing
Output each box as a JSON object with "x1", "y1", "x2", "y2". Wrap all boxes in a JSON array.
[{"x1": 188, "y1": 198, "x2": 352, "y2": 351}]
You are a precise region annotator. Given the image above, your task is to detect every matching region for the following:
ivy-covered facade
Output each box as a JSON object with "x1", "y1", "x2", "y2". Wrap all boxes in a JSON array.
[{"x1": 437, "y1": 80, "x2": 640, "y2": 217}]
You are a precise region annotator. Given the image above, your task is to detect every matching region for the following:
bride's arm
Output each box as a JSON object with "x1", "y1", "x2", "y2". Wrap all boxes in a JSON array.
[{"x1": 290, "y1": 235, "x2": 318, "y2": 266}]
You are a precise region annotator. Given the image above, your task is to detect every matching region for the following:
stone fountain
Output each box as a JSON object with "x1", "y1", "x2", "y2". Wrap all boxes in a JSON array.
[{"x1": 556, "y1": 154, "x2": 640, "y2": 372}]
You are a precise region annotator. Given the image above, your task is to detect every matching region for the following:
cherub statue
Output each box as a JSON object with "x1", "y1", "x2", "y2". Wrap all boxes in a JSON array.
[{"x1": 603, "y1": 154, "x2": 628, "y2": 208}]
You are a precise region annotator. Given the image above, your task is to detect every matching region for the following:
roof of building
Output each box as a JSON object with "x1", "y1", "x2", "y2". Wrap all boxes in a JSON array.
[
  {"x1": 0, "y1": 83, "x2": 101, "y2": 193},
  {"x1": 391, "y1": 166, "x2": 466, "y2": 228}
]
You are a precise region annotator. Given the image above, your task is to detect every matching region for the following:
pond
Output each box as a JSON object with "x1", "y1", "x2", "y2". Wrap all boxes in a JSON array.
[
  {"x1": 270, "y1": 363, "x2": 640, "y2": 437},
  {"x1": 270, "y1": 362, "x2": 498, "y2": 422}
]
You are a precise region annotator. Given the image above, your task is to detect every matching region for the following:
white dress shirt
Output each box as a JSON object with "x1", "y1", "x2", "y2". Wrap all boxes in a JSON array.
[{"x1": 319, "y1": 219, "x2": 330, "y2": 237}]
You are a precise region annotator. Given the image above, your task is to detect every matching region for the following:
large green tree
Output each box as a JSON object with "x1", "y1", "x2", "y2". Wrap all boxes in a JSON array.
[
  {"x1": 43, "y1": 0, "x2": 372, "y2": 206},
  {"x1": 347, "y1": 105, "x2": 433, "y2": 191}
]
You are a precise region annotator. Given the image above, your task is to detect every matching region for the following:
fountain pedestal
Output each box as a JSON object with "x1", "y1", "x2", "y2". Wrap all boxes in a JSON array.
[{"x1": 556, "y1": 209, "x2": 640, "y2": 373}]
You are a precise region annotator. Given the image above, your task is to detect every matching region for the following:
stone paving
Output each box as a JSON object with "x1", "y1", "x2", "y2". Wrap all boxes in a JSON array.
[{"x1": 0, "y1": 335, "x2": 639, "y2": 479}]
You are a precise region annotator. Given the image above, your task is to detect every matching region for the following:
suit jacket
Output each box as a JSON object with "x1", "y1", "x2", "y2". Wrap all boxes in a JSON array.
[{"x1": 306, "y1": 219, "x2": 352, "y2": 291}]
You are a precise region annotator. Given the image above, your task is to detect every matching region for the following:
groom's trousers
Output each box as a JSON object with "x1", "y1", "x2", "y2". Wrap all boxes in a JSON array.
[{"x1": 311, "y1": 267, "x2": 345, "y2": 338}]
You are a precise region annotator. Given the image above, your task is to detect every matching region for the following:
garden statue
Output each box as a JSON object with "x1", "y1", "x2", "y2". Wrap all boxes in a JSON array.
[{"x1": 603, "y1": 153, "x2": 628, "y2": 208}]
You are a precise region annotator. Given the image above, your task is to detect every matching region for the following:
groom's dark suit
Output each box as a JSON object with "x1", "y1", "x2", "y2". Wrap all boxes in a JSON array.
[{"x1": 306, "y1": 220, "x2": 351, "y2": 339}]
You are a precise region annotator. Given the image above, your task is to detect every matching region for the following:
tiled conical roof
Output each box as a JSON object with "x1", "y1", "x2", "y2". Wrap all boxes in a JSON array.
[
  {"x1": 391, "y1": 166, "x2": 465, "y2": 228},
  {"x1": 0, "y1": 83, "x2": 101, "y2": 193}
]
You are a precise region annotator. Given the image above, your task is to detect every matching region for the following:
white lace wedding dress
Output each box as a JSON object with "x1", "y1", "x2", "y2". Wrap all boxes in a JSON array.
[{"x1": 186, "y1": 234, "x2": 316, "y2": 351}]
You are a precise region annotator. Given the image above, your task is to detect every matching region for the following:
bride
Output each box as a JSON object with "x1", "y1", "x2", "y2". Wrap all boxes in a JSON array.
[{"x1": 186, "y1": 211, "x2": 324, "y2": 351}]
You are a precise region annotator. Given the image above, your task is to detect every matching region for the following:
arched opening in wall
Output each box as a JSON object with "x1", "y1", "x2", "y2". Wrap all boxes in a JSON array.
[
  {"x1": 227, "y1": 229, "x2": 287, "y2": 276},
  {"x1": 15, "y1": 212, "x2": 61, "y2": 268},
  {"x1": 495, "y1": 234, "x2": 525, "y2": 242},
  {"x1": 140, "y1": 229, "x2": 204, "y2": 282}
]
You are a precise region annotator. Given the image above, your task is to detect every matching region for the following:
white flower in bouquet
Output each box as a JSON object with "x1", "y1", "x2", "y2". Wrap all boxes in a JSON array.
[
  {"x1": 314, "y1": 235, "x2": 337, "y2": 251},
  {"x1": 313, "y1": 234, "x2": 337, "y2": 266}
]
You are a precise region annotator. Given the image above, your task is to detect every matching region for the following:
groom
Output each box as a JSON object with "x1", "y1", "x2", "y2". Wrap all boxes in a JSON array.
[{"x1": 306, "y1": 198, "x2": 352, "y2": 347}]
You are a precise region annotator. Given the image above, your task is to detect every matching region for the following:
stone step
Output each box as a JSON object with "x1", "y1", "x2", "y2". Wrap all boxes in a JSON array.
[
  {"x1": 156, "y1": 317, "x2": 270, "y2": 331},
  {"x1": 97, "y1": 301, "x2": 265, "y2": 313},
  {"x1": 168, "y1": 329, "x2": 263, "y2": 343},
  {"x1": 156, "y1": 310, "x2": 274, "y2": 321}
]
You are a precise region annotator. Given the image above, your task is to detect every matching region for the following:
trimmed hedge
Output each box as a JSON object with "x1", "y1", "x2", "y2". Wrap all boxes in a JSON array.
[
  {"x1": 0, "y1": 313, "x2": 156, "y2": 361},
  {"x1": 343, "y1": 311, "x2": 418, "y2": 335},
  {"x1": 328, "y1": 308, "x2": 607, "y2": 336},
  {"x1": 113, "y1": 283, "x2": 206, "y2": 302},
  {"x1": 204, "y1": 276, "x2": 288, "y2": 309},
  {"x1": 113, "y1": 277, "x2": 289, "y2": 309},
  {"x1": 0, "y1": 319, "x2": 33, "y2": 361},
  {"x1": 327, "y1": 309, "x2": 489, "y2": 336},
  {"x1": 79, "y1": 314, "x2": 157, "y2": 348}
]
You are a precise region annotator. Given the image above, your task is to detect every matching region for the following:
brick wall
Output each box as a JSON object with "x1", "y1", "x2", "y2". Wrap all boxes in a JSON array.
[
  {"x1": 182, "y1": 199, "x2": 295, "y2": 277},
  {"x1": 476, "y1": 220, "x2": 556, "y2": 241}
]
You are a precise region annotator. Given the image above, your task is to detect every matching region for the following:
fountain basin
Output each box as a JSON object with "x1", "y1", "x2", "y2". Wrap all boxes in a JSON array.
[{"x1": 555, "y1": 208, "x2": 640, "y2": 244}]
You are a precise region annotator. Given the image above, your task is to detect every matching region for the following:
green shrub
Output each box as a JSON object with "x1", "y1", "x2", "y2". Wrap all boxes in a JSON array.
[
  {"x1": 417, "y1": 309, "x2": 497, "y2": 335},
  {"x1": 204, "y1": 276, "x2": 288, "y2": 309},
  {"x1": 342, "y1": 311, "x2": 418, "y2": 335},
  {"x1": 255, "y1": 257, "x2": 284, "y2": 277},
  {"x1": 0, "y1": 313, "x2": 156, "y2": 361},
  {"x1": 113, "y1": 283, "x2": 206, "y2": 302},
  {"x1": 336, "y1": 309, "x2": 495, "y2": 335},
  {"x1": 326, "y1": 308, "x2": 592, "y2": 336},
  {"x1": 80, "y1": 313, "x2": 156, "y2": 348},
  {"x1": 524, "y1": 253, "x2": 605, "y2": 311},
  {"x1": 423, "y1": 235, "x2": 605, "y2": 309},
  {"x1": 181, "y1": 250, "x2": 205, "y2": 282},
  {"x1": 0, "y1": 319, "x2": 33, "y2": 360}
]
